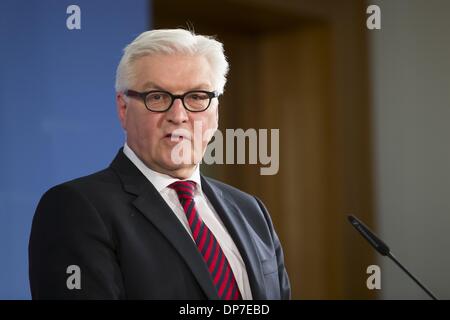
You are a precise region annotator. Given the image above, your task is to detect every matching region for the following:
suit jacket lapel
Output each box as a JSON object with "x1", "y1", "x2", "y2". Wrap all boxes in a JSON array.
[
  {"x1": 110, "y1": 150, "x2": 219, "y2": 300},
  {"x1": 201, "y1": 176, "x2": 266, "y2": 299}
]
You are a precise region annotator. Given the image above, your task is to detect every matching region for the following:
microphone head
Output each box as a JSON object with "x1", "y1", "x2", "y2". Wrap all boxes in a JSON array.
[{"x1": 348, "y1": 215, "x2": 390, "y2": 256}]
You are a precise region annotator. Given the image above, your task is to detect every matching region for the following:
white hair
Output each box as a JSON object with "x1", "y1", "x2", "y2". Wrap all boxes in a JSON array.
[{"x1": 115, "y1": 29, "x2": 229, "y2": 94}]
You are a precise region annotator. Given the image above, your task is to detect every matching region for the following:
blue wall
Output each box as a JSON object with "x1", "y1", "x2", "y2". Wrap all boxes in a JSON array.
[{"x1": 0, "y1": 0, "x2": 150, "y2": 299}]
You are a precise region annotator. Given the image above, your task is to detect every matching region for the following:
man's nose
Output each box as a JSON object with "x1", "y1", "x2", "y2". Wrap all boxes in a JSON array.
[{"x1": 166, "y1": 98, "x2": 189, "y2": 124}]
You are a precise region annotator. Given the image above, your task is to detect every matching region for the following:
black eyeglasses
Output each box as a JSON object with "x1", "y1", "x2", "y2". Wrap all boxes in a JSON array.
[{"x1": 124, "y1": 89, "x2": 219, "y2": 112}]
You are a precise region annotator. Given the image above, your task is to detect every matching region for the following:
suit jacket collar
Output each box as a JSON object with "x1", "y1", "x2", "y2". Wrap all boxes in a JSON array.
[{"x1": 109, "y1": 149, "x2": 265, "y2": 299}]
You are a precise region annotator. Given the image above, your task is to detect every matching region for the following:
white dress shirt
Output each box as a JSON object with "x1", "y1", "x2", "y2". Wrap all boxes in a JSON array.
[{"x1": 123, "y1": 143, "x2": 253, "y2": 300}]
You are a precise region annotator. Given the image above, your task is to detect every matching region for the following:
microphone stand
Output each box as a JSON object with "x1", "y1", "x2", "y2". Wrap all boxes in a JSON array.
[{"x1": 348, "y1": 215, "x2": 438, "y2": 300}]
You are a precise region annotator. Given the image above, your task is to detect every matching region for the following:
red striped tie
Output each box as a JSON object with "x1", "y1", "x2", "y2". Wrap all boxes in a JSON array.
[{"x1": 169, "y1": 180, "x2": 242, "y2": 300}]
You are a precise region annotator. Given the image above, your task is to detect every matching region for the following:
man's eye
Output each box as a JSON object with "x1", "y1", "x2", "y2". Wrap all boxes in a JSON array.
[{"x1": 190, "y1": 93, "x2": 207, "y2": 100}]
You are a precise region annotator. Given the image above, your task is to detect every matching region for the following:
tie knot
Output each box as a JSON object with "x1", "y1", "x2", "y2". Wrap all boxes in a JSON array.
[{"x1": 169, "y1": 180, "x2": 196, "y2": 199}]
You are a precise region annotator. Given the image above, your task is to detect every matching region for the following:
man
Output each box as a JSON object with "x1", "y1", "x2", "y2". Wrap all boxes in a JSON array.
[{"x1": 29, "y1": 29, "x2": 290, "y2": 300}]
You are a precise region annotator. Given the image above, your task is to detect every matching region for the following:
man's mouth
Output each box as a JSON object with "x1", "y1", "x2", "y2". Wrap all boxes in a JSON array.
[{"x1": 165, "y1": 133, "x2": 191, "y2": 141}]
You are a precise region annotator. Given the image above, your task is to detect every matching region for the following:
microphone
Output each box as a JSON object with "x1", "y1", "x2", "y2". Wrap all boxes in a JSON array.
[{"x1": 347, "y1": 215, "x2": 438, "y2": 300}]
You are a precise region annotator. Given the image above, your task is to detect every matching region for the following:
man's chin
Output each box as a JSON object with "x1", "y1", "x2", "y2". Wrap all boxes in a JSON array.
[
  {"x1": 162, "y1": 150, "x2": 202, "y2": 169},
  {"x1": 163, "y1": 161, "x2": 195, "y2": 170},
  {"x1": 158, "y1": 162, "x2": 197, "y2": 179},
  {"x1": 158, "y1": 156, "x2": 197, "y2": 170}
]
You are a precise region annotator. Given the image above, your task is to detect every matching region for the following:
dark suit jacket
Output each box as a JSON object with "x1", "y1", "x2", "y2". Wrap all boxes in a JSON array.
[{"x1": 29, "y1": 149, "x2": 291, "y2": 299}]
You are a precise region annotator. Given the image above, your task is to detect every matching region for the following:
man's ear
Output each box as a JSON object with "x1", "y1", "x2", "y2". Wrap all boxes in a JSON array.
[{"x1": 116, "y1": 93, "x2": 127, "y2": 130}]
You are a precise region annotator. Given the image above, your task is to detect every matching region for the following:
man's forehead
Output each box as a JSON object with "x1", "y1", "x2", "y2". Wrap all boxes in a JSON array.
[
  {"x1": 132, "y1": 56, "x2": 214, "y2": 91},
  {"x1": 140, "y1": 80, "x2": 213, "y2": 91},
  {"x1": 134, "y1": 54, "x2": 209, "y2": 71}
]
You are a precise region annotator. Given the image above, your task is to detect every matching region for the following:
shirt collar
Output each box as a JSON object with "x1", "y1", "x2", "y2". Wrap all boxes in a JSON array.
[{"x1": 123, "y1": 143, "x2": 202, "y2": 193}]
